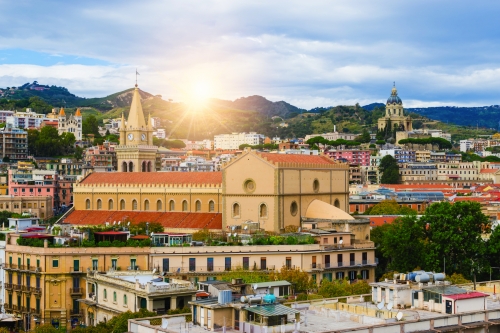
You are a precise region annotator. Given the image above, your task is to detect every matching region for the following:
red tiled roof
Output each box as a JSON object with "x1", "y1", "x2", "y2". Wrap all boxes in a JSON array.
[
  {"x1": 81, "y1": 172, "x2": 222, "y2": 185},
  {"x1": 453, "y1": 197, "x2": 490, "y2": 202},
  {"x1": 444, "y1": 292, "x2": 487, "y2": 300},
  {"x1": 129, "y1": 234, "x2": 149, "y2": 240},
  {"x1": 480, "y1": 168, "x2": 498, "y2": 174},
  {"x1": 257, "y1": 153, "x2": 336, "y2": 165},
  {"x1": 382, "y1": 184, "x2": 453, "y2": 190},
  {"x1": 64, "y1": 210, "x2": 222, "y2": 229},
  {"x1": 94, "y1": 231, "x2": 128, "y2": 235},
  {"x1": 368, "y1": 216, "x2": 399, "y2": 227}
]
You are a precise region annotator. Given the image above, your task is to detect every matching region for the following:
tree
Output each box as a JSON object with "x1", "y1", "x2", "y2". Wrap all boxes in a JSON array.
[
  {"x1": 34, "y1": 324, "x2": 59, "y2": 333},
  {"x1": 317, "y1": 279, "x2": 371, "y2": 298},
  {"x1": 355, "y1": 129, "x2": 371, "y2": 143},
  {"x1": 379, "y1": 155, "x2": 400, "y2": 184},
  {"x1": 83, "y1": 115, "x2": 100, "y2": 136},
  {"x1": 270, "y1": 267, "x2": 316, "y2": 293},
  {"x1": 364, "y1": 199, "x2": 416, "y2": 215}
]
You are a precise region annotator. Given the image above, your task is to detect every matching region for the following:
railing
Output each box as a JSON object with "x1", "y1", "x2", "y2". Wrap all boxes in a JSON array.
[
  {"x1": 164, "y1": 265, "x2": 276, "y2": 274},
  {"x1": 70, "y1": 267, "x2": 83, "y2": 273},
  {"x1": 311, "y1": 260, "x2": 375, "y2": 270},
  {"x1": 12, "y1": 305, "x2": 18, "y2": 311},
  {"x1": 70, "y1": 309, "x2": 83, "y2": 316},
  {"x1": 30, "y1": 287, "x2": 41, "y2": 294},
  {"x1": 4, "y1": 283, "x2": 13, "y2": 290},
  {"x1": 13, "y1": 284, "x2": 21, "y2": 291},
  {"x1": 4, "y1": 264, "x2": 18, "y2": 270},
  {"x1": 4, "y1": 303, "x2": 11, "y2": 311},
  {"x1": 70, "y1": 288, "x2": 83, "y2": 294},
  {"x1": 31, "y1": 308, "x2": 40, "y2": 315},
  {"x1": 21, "y1": 285, "x2": 31, "y2": 292}
]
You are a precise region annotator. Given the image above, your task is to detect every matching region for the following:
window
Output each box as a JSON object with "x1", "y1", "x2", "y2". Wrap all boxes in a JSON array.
[
  {"x1": 336, "y1": 271, "x2": 344, "y2": 280},
  {"x1": 85, "y1": 199, "x2": 90, "y2": 210},
  {"x1": 290, "y1": 201, "x2": 298, "y2": 216},
  {"x1": 207, "y1": 258, "x2": 214, "y2": 272},
  {"x1": 260, "y1": 257, "x2": 267, "y2": 270},
  {"x1": 195, "y1": 200, "x2": 201, "y2": 212},
  {"x1": 313, "y1": 179, "x2": 320, "y2": 193},
  {"x1": 144, "y1": 200, "x2": 149, "y2": 211},
  {"x1": 162, "y1": 258, "x2": 169, "y2": 272},
  {"x1": 130, "y1": 259, "x2": 136, "y2": 269},
  {"x1": 132, "y1": 200, "x2": 138, "y2": 211},
  {"x1": 225, "y1": 257, "x2": 231, "y2": 271},
  {"x1": 209, "y1": 200, "x2": 215, "y2": 212},
  {"x1": 169, "y1": 200, "x2": 175, "y2": 211},
  {"x1": 189, "y1": 258, "x2": 196, "y2": 272},
  {"x1": 243, "y1": 257, "x2": 249, "y2": 270},
  {"x1": 97, "y1": 199, "x2": 102, "y2": 210},
  {"x1": 111, "y1": 259, "x2": 118, "y2": 269},
  {"x1": 285, "y1": 257, "x2": 292, "y2": 269},
  {"x1": 157, "y1": 200, "x2": 162, "y2": 211},
  {"x1": 108, "y1": 199, "x2": 114, "y2": 210},
  {"x1": 52, "y1": 259, "x2": 59, "y2": 268},
  {"x1": 259, "y1": 203, "x2": 268, "y2": 218},
  {"x1": 361, "y1": 270, "x2": 369, "y2": 280},
  {"x1": 92, "y1": 259, "x2": 98, "y2": 270},
  {"x1": 323, "y1": 237, "x2": 328, "y2": 244},
  {"x1": 337, "y1": 254, "x2": 343, "y2": 267},
  {"x1": 124, "y1": 295, "x2": 127, "y2": 305},
  {"x1": 232, "y1": 203, "x2": 240, "y2": 218},
  {"x1": 278, "y1": 285, "x2": 290, "y2": 296},
  {"x1": 113, "y1": 292, "x2": 117, "y2": 302},
  {"x1": 104, "y1": 289, "x2": 107, "y2": 300},
  {"x1": 182, "y1": 200, "x2": 188, "y2": 212},
  {"x1": 334, "y1": 199, "x2": 340, "y2": 208},
  {"x1": 120, "y1": 199, "x2": 125, "y2": 210},
  {"x1": 73, "y1": 260, "x2": 80, "y2": 272}
]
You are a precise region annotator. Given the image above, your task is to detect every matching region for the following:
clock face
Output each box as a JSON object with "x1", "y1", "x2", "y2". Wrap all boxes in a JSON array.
[
  {"x1": 141, "y1": 134, "x2": 146, "y2": 141},
  {"x1": 127, "y1": 134, "x2": 134, "y2": 140}
]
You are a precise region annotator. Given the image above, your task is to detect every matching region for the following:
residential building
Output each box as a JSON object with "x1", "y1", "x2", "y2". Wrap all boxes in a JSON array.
[
  {"x1": 0, "y1": 127, "x2": 28, "y2": 161},
  {"x1": 3, "y1": 234, "x2": 150, "y2": 330},
  {"x1": 0, "y1": 110, "x2": 15, "y2": 123},
  {"x1": 430, "y1": 152, "x2": 462, "y2": 162},
  {"x1": 0, "y1": 196, "x2": 52, "y2": 218},
  {"x1": 377, "y1": 85, "x2": 413, "y2": 131},
  {"x1": 214, "y1": 132, "x2": 265, "y2": 150},
  {"x1": 6, "y1": 109, "x2": 52, "y2": 129},
  {"x1": 82, "y1": 272, "x2": 196, "y2": 324},
  {"x1": 153, "y1": 129, "x2": 166, "y2": 139},
  {"x1": 84, "y1": 142, "x2": 117, "y2": 172},
  {"x1": 304, "y1": 132, "x2": 357, "y2": 142},
  {"x1": 324, "y1": 150, "x2": 370, "y2": 166},
  {"x1": 415, "y1": 150, "x2": 431, "y2": 162},
  {"x1": 57, "y1": 108, "x2": 82, "y2": 141},
  {"x1": 8, "y1": 169, "x2": 59, "y2": 209}
]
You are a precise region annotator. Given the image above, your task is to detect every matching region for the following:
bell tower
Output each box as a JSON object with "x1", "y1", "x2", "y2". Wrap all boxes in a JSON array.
[{"x1": 115, "y1": 84, "x2": 157, "y2": 172}]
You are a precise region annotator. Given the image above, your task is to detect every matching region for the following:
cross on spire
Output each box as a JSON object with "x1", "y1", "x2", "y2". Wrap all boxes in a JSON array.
[
  {"x1": 135, "y1": 69, "x2": 140, "y2": 87},
  {"x1": 393, "y1": 81, "x2": 395, "y2": 87}
]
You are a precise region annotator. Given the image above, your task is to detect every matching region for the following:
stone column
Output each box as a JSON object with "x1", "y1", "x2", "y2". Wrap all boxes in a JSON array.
[{"x1": 170, "y1": 296, "x2": 177, "y2": 310}]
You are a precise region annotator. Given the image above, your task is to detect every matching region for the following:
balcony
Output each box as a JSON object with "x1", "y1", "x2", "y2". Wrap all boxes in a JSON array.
[
  {"x1": 30, "y1": 308, "x2": 40, "y2": 316},
  {"x1": 30, "y1": 287, "x2": 42, "y2": 294},
  {"x1": 4, "y1": 283, "x2": 13, "y2": 290},
  {"x1": 4, "y1": 264, "x2": 18, "y2": 270},
  {"x1": 69, "y1": 267, "x2": 84, "y2": 274},
  {"x1": 163, "y1": 265, "x2": 276, "y2": 274},
  {"x1": 70, "y1": 288, "x2": 83, "y2": 295},
  {"x1": 13, "y1": 284, "x2": 21, "y2": 291},
  {"x1": 321, "y1": 260, "x2": 376, "y2": 270},
  {"x1": 70, "y1": 309, "x2": 83, "y2": 316},
  {"x1": 21, "y1": 285, "x2": 31, "y2": 292}
]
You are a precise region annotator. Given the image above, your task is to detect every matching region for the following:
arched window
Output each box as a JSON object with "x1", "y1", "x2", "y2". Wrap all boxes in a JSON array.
[
  {"x1": 334, "y1": 199, "x2": 340, "y2": 208},
  {"x1": 232, "y1": 203, "x2": 240, "y2": 218},
  {"x1": 113, "y1": 291, "x2": 117, "y2": 302},
  {"x1": 142, "y1": 161, "x2": 146, "y2": 172},
  {"x1": 122, "y1": 162, "x2": 128, "y2": 172},
  {"x1": 259, "y1": 203, "x2": 268, "y2": 218},
  {"x1": 290, "y1": 201, "x2": 298, "y2": 216},
  {"x1": 132, "y1": 200, "x2": 138, "y2": 211},
  {"x1": 147, "y1": 161, "x2": 152, "y2": 172},
  {"x1": 182, "y1": 200, "x2": 188, "y2": 212},
  {"x1": 144, "y1": 200, "x2": 150, "y2": 211},
  {"x1": 195, "y1": 200, "x2": 201, "y2": 212},
  {"x1": 108, "y1": 199, "x2": 114, "y2": 210},
  {"x1": 97, "y1": 199, "x2": 102, "y2": 210},
  {"x1": 313, "y1": 179, "x2": 320, "y2": 193},
  {"x1": 120, "y1": 199, "x2": 125, "y2": 211},
  {"x1": 169, "y1": 200, "x2": 175, "y2": 211},
  {"x1": 104, "y1": 289, "x2": 107, "y2": 300},
  {"x1": 209, "y1": 200, "x2": 215, "y2": 212},
  {"x1": 85, "y1": 199, "x2": 90, "y2": 210},
  {"x1": 128, "y1": 161, "x2": 134, "y2": 172},
  {"x1": 123, "y1": 295, "x2": 127, "y2": 305},
  {"x1": 157, "y1": 200, "x2": 162, "y2": 211}
]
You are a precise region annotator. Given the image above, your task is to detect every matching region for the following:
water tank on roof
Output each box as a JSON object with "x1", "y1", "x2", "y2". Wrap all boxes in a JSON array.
[
  {"x1": 263, "y1": 294, "x2": 276, "y2": 304},
  {"x1": 218, "y1": 290, "x2": 232, "y2": 305},
  {"x1": 408, "y1": 272, "x2": 417, "y2": 282},
  {"x1": 415, "y1": 273, "x2": 430, "y2": 283},
  {"x1": 434, "y1": 273, "x2": 446, "y2": 281}
]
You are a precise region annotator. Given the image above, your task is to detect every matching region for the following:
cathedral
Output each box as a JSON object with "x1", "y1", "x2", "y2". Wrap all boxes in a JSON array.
[
  {"x1": 58, "y1": 108, "x2": 82, "y2": 140},
  {"x1": 116, "y1": 84, "x2": 158, "y2": 172},
  {"x1": 377, "y1": 84, "x2": 413, "y2": 132}
]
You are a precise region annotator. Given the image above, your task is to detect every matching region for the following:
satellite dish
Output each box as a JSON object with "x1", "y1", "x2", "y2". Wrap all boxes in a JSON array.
[
  {"x1": 152, "y1": 268, "x2": 157, "y2": 274},
  {"x1": 253, "y1": 284, "x2": 258, "y2": 290},
  {"x1": 244, "y1": 226, "x2": 248, "y2": 230},
  {"x1": 127, "y1": 221, "x2": 131, "y2": 226},
  {"x1": 377, "y1": 302, "x2": 384, "y2": 310},
  {"x1": 231, "y1": 226, "x2": 236, "y2": 231},
  {"x1": 339, "y1": 239, "x2": 344, "y2": 244},
  {"x1": 396, "y1": 312, "x2": 403, "y2": 321},
  {"x1": 151, "y1": 232, "x2": 155, "y2": 237},
  {"x1": 387, "y1": 302, "x2": 393, "y2": 310},
  {"x1": 113, "y1": 221, "x2": 116, "y2": 225},
  {"x1": 118, "y1": 221, "x2": 121, "y2": 225}
]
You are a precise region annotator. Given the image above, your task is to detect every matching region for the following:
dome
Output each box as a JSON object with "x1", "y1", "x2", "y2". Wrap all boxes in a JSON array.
[
  {"x1": 386, "y1": 85, "x2": 402, "y2": 105},
  {"x1": 304, "y1": 199, "x2": 354, "y2": 220}
]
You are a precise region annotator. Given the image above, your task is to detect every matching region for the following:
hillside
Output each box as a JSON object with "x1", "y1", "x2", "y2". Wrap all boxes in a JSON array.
[
  {"x1": 407, "y1": 106, "x2": 500, "y2": 129},
  {"x1": 210, "y1": 95, "x2": 306, "y2": 118}
]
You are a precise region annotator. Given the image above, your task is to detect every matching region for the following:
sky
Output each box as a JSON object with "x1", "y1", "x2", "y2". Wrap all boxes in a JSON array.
[{"x1": 0, "y1": 0, "x2": 500, "y2": 109}]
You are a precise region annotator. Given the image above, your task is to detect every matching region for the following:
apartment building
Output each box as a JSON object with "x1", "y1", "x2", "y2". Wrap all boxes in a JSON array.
[
  {"x1": 213, "y1": 132, "x2": 264, "y2": 150},
  {"x1": 0, "y1": 196, "x2": 52, "y2": 218},
  {"x1": 6, "y1": 109, "x2": 52, "y2": 129},
  {"x1": 84, "y1": 142, "x2": 117, "y2": 172},
  {"x1": 9, "y1": 169, "x2": 59, "y2": 209},
  {"x1": 304, "y1": 132, "x2": 357, "y2": 142},
  {"x1": 324, "y1": 150, "x2": 370, "y2": 166},
  {"x1": 0, "y1": 128, "x2": 28, "y2": 161}
]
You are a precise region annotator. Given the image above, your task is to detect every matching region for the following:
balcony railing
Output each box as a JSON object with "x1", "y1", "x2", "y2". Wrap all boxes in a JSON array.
[
  {"x1": 70, "y1": 309, "x2": 83, "y2": 316},
  {"x1": 4, "y1": 264, "x2": 18, "y2": 270},
  {"x1": 70, "y1": 288, "x2": 83, "y2": 295},
  {"x1": 31, "y1": 308, "x2": 40, "y2": 315},
  {"x1": 4, "y1": 283, "x2": 13, "y2": 290},
  {"x1": 4, "y1": 303, "x2": 11, "y2": 311},
  {"x1": 163, "y1": 265, "x2": 276, "y2": 274},
  {"x1": 30, "y1": 287, "x2": 42, "y2": 294},
  {"x1": 13, "y1": 284, "x2": 21, "y2": 291},
  {"x1": 70, "y1": 267, "x2": 83, "y2": 273}
]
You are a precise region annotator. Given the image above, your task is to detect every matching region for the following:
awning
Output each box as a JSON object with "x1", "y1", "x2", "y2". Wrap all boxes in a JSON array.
[{"x1": 245, "y1": 305, "x2": 299, "y2": 317}]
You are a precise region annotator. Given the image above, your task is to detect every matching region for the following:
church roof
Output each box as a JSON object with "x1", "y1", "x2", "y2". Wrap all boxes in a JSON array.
[
  {"x1": 75, "y1": 108, "x2": 82, "y2": 116},
  {"x1": 80, "y1": 171, "x2": 222, "y2": 185},
  {"x1": 127, "y1": 86, "x2": 147, "y2": 128},
  {"x1": 304, "y1": 199, "x2": 354, "y2": 220},
  {"x1": 59, "y1": 108, "x2": 65, "y2": 116},
  {"x1": 387, "y1": 85, "x2": 402, "y2": 105},
  {"x1": 257, "y1": 152, "x2": 337, "y2": 165},
  {"x1": 63, "y1": 210, "x2": 222, "y2": 229}
]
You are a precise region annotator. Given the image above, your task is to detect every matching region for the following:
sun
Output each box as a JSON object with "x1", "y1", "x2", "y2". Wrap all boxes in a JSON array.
[{"x1": 186, "y1": 81, "x2": 212, "y2": 111}]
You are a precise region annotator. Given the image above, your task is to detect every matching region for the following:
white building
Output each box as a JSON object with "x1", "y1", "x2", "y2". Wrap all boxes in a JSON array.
[
  {"x1": 0, "y1": 110, "x2": 14, "y2": 123},
  {"x1": 460, "y1": 140, "x2": 473, "y2": 152},
  {"x1": 58, "y1": 108, "x2": 82, "y2": 140},
  {"x1": 6, "y1": 109, "x2": 52, "y2": 129},
  {"x1": 153, "y1": 129, "x2": 166, "y2": 139},
  {"x1": 304, "y1": 131, "x2": 357, "y2": 142},
  {"x1": 184, "y1": 139, "x2": 213, "y2": 150},
  {"x1": 214, "y1": 132, "x2": 265, "y2": 150}
]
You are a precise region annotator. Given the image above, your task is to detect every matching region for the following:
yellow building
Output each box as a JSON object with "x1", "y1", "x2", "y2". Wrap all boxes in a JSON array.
[
  {"x1": 378, "y1": 84, "x2": 413, "y2": 132},
  {"x1": 4, "y1": 234, "x2": 150, "y2": 330},
  {"x1": 116, "y1": 85, "x2": 157, "y2": 172}
]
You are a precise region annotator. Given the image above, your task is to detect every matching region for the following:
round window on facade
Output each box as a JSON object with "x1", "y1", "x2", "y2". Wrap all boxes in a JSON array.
[
  {"x1": 290, "y1": 201, "x2": 298, "y2": 216},
  {"x1": 313, "y1": 179, "x2": 320, "y2": 193},
  {"x1": 244, "y1": 179, "x2": 256, "y2": 193}
]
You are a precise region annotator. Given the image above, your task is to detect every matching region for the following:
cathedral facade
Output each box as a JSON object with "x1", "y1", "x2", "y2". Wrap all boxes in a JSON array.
[
  {"x1": 58, "y1": 108, "x2": 82, "y2": 140},
  {"x1": 377, "y1": 85, "x2": 413, "y2": 132}
]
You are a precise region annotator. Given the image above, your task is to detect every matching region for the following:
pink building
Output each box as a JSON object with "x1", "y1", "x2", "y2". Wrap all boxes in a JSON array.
[
  {"x1": 324, "y1": 150, "x2": 371, "y2": 166},
  {"x1": 8, "y1": 169, "x2": 59, "y2": 211}
]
